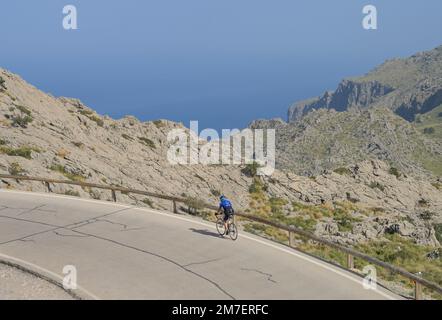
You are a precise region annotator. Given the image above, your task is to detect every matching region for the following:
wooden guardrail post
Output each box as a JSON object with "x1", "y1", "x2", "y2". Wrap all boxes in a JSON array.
[
  {"x1": 111, "y1": 189, "x2": 117, "y2": 202},
  {"x1": 45, "y1": 181, "x2": 52, "y2": 193},
  {"x1": 289, "y1": 225, "x2": 295, "y2": 247},
  {"x1": 347, "y1": 254, "x2": 354, "y2": 270},
  {"x1": 173, "y1": 200, "x2": 178, "y2": 213},
  {"x1": 415, "y1": 281, "x2": 423, "y2": 300}
]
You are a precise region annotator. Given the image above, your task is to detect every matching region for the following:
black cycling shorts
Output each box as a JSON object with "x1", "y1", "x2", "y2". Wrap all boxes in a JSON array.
[{"x1": 223, "y1": 208, "x2": 234, "y2": 221}]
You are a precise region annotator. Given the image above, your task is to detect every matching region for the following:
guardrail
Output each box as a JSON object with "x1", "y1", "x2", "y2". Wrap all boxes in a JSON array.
[{"x1": 1, "y1": 173, "x2": 441, "y2": 300}]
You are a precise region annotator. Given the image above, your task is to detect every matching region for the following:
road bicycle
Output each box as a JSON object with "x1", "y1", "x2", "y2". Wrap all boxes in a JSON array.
[{"x1": 216, "y1": 214, "x2": 238, "y2": 241}]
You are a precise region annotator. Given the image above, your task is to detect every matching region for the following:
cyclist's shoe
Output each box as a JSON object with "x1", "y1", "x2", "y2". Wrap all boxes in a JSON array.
[{"x1": 225, "y1": 230, "x2": 229, "y2": 235}]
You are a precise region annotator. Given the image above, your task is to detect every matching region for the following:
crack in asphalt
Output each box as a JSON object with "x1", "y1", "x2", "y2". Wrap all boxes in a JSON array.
[
  {"x1": 53, "y1": 231, "x2": 90, "y2": 238},
  {"x1": 183, "y1": 258, "x2": 222, "y2": 268},
  {"x1": 241, "y1": 268, "x2": 277, "y2": 283},
  {"x1": 66, "y1": 228, "x2": 236, "y2": 300},
  {"x1": 0, "y1": 204, "x2": 58, "y2": 215},
  {"x1": 0, "y1": 207, "x2": 132, "y2": 245},
  {"x1": 18, "y1": 204, "x2": 49, "y2": 216},
  {"x1": 18, "y1": 238, "x2": 36, "y2": 243},
  {"x1": 0, "y1": 209, "x2": 236, "y2": 299}
]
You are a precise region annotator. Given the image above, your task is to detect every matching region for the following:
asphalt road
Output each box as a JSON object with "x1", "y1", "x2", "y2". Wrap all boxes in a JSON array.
[{"x1": 0, "y1": 190, "x2": 399, "y2": 300}]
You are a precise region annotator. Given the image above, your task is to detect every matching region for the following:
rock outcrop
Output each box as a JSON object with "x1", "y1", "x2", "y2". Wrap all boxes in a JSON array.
[{"x1": 288, "y1": 45, "x2": 442, "y2": 123}]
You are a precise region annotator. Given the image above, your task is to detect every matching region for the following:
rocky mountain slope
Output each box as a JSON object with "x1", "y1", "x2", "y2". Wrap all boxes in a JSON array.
[
  {"x1": 251, "y1": 107, "x2": 442, "y2": 178},
  {"x1": 288, "y1": 45, "x2": 442, "y2": 122},
  {"x1": 1, "y1": 67, "x2": 441, "y2": 249}
]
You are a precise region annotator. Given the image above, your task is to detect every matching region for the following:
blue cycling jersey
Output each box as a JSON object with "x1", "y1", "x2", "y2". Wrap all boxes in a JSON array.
[{"x1": 219, "y1": 198, "x2": 233, "y2": 210}]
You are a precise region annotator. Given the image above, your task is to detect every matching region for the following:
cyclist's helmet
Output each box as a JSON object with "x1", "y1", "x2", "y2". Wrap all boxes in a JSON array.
[{"x1": 220, "y1": 195, "x2": 226, "y2": 200}]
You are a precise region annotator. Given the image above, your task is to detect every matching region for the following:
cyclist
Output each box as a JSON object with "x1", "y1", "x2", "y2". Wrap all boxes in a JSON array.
[{"x1": 217, "y1": 195, "x2": 234, "y2": 235}]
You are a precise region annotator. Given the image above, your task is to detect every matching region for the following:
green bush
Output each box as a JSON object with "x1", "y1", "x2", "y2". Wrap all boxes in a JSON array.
[
  {"x1": 333, "y1": 208, "x2": 361, "y2": 232},
  {"x1": 423, "y1": 127, "x2": 435, "y2": 135},
  {"x1": 122, "y1": 134, "x2": 133, "y2": 141},
  {"x1": 434, "y1": 224, "x2": 442, "y2": 243},
  {"x1": 89, "y1": 115, "x2": 104, "y2": 127},
  {"x1": 333, "y1": 167, "x2": 352, "y2": 175},
  {"x1": 11, "y1": 115, "x2": 33, "y2": 128},
  {"x1": 389, "y1": 167, "x2": 401, "y2": 178},
  {"x1": 0, "y1": 76, "x2": 6, "y2": 90},
  {"x1": 79, "y1": 109, "x2": 94, "y2": 116},
  {"x1": 368, "y1": 181, "x2": 385, "y2": 192},
  {"x1": 249, "y1": 177, "x2": 265, "y2": 193},
  {"x1": 14, "y1": 104, "x2": 32, "y2": 116},
  {"x1": 138, "y1": 137, "x2": 156, "y2": 149},
  {"x1": 142, "y1": 198, "x2": 154, "y2": 208}
]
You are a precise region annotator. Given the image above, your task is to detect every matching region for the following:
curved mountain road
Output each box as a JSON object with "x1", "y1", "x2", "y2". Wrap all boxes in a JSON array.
[{"x1": 0, "y1": 190, "x2": 399, "y2": 300}]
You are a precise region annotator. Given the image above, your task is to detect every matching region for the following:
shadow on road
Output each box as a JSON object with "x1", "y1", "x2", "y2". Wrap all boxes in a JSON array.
[{"x1": 189, "y1": 228, "x2": 223, "y2": 239}]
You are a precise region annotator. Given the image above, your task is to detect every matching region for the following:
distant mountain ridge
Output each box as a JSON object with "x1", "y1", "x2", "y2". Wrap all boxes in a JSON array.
[{"x1": 288, "y1": 45, "x2": 442, "y2": 122}]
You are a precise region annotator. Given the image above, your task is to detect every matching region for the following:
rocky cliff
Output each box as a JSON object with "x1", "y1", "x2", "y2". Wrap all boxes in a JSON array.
[{"x1": 288, "y1": 45, "x2": 442, "y2": 122}]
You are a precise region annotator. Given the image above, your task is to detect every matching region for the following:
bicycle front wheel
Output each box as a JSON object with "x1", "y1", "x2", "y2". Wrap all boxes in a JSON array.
[{"x1": 229, "y1": 223, "x2": 238, "y2": 241}]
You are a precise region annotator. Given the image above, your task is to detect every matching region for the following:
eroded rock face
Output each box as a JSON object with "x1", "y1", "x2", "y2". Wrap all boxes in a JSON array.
[
  {"x1": 288, "y1": 45, "x2": 442, "y2": 123},
  {"x1": 288, "y1": 80, "x2": 394, "y2": 122},
  {"x1": 0, "y1": 67, "x2": 441, "y2": 247}
]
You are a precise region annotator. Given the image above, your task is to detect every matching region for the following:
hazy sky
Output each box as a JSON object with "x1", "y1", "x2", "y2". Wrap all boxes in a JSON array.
[{"x1": 1, "y1": 0, "x2": 441, "y2": 131}]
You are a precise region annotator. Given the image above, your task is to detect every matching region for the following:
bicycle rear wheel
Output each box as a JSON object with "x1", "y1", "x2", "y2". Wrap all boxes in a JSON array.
[
  {"x1": 216, "y1": 218, "x2": 226, "y2": 236},
  {"x1": 229, "y1": 223, "x2": 238, "y2": 241}
]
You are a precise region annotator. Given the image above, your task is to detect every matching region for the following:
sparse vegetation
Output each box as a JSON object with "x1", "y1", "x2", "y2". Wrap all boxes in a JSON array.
[
  {"x1": 210, "y1": 189, "x2": 221, "y2": 197},
  {"x1": 0, "y1": 146, "x2": 41, "y2": 159},
  {"x1": 78, "y1": 109, "x2": 104, "y2": 126},
  {"x1": 14, "y1": 104, "x2": 31, "y2": 116},
  {"x1": 184, "y1": 196, "x2": 205, "y2": 214},
  {"x1": 242, "y1": 161, "x2": 261, "y2": 177},
  {"x1": 72, "y1": 141, "x2": 84, "y2": 148},
  {"x1": 89, "y1": 115, "x2": 104, "y2": 127},
  {"x1": 0, "y1": 76, "x2": 6, "y2": 90},
  {"x1": 11, "y1": 114, "x2": 33, "y2": 128},
  {"x1": 333, "y1": 167, "x2": 352, "y2": 175},
  {"x1": 49, "y1": 164, "x2": 85, "y2": 182},
  {"x1": 122, "y1": 134, "x2": 133, "y2": 141},
  {"x1": 419, "y1": 211, "x2": 435, "y2": 220},
  {"x1": 368, "y1": 181, "x2": 385, "y2": 192},
  {"x1": 78, "y1": 109, "x2": 94, "y2": 116},
  {"x1": 248, "y1": 177, "x2": 266, "y2": 193},
  {"x1": 423, "y1": 127, "x2": 435, "y2": 135},
  {"x1": 0, "y1": 138, "x2": 7, "y2": 145},
  {"x1": 64, "y1": 190, "x2": 80, "y2": 197},
  {"x1": 417, "y1": 198, "x2": 430, "y2": 207},
  {"x1": 8, "y1": 162, "x2": 25, "y2": 175},
  {"x1": 138, "y1": 137, "x2": 156, "y2": 149},
  {"x1": 434, "y1": 224, "x2": 442, "y2": 244},
  {"x1": 333, "y1": 207, "x2": 361, "y2": 232},
  {"x1": 142, "y1": 198, "x2": 154, "y2": 208},
  {"x1": 431, "y1": 182, "x2": 441, "y2": 190},
  {"x1": 389, "y1": 166, "x2": 401, "y2": 178},
  {"x1": 153, "y1": 120, "x2": 166, "y2": 128}
]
